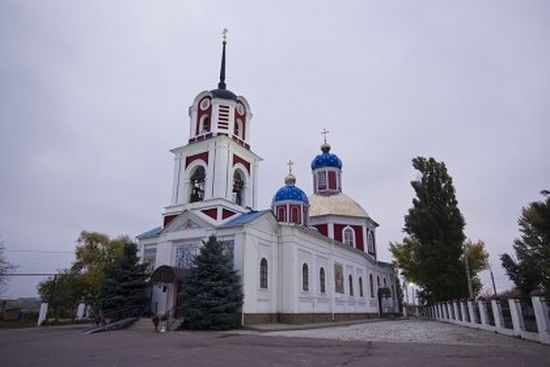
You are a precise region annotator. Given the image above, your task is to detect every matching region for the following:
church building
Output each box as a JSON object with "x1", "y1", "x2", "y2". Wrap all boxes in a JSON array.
[{"x1": 137, "y1": 35, "x2": 397, "y2": 324}]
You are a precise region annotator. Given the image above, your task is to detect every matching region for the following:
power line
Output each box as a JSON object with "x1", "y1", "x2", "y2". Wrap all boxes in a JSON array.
[{"x1": 4, "y1": 249, "x2": 73, "y2": 254}]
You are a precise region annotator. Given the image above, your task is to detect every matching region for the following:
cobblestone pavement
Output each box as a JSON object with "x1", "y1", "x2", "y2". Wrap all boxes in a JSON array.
[{"x1": 254, "y1": 319, "x2": 535, "y2": 346}]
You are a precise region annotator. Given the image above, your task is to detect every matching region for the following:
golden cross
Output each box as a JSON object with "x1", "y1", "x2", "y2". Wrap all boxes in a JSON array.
[
  {"x1": 287, "y1": 159, "x2": 294, "y2": 174},
  {"x1": 222, "y1": 28, "x2": 229, "y2": 42},
  {"x1": 320, "y1": 128, "x2": 330, "y2": 143}
]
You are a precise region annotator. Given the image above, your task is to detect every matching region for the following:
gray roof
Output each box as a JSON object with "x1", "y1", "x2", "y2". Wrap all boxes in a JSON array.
[
  {"x1": 136, "y1": 226, "x2": 162, "y2": 239},
  {"x1": 222, "y1": 209, "x2": 271, "y2": 227}
]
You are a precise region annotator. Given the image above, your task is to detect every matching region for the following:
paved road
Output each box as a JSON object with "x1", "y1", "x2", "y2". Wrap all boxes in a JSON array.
[{"x1": 0, "y1": 320, "x2": 548, "y2": 367}]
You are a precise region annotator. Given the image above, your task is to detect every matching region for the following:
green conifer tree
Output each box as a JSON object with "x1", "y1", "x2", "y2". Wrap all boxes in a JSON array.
[
  {"x1": 392, "y1": 157, "x2": 467, "y2": 303},
  {"x1": 99, "y1": 242, "x2": 149, "y2": 320},
  {"x1": 183, "y1": 235, "x2": 243, "y2": 330},
  {"x1": 501, "y1": 190, "x2": 550, "y2": 300}
]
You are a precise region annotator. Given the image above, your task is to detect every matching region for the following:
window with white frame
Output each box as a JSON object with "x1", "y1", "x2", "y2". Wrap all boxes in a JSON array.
[
  {"x1": 359, "y1": 276, "x2": 364, "y2": 297},
  {"x1": 343, "y1": 227, "x2": 355, "y2": 247},
  {"x1": 349, "y1": 274, "x2": 354, "y2": 296},
  {"x1": 367, "y1": 231, "x2": 375, "y2": 253},
  {"x1": 319, "y1": 267, "x2": 326, "y2": 293},
  {"x1": 260, "y1": 258, "x2": 268, "y2": 289},
  {"x1": 302, "y1": 263, "x2": 309, "y2": 291}
]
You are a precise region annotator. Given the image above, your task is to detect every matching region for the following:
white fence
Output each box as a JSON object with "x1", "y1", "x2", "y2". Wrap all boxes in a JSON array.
[{"x1": 425, "y1": 296, "x2": 550, "y2": 345}]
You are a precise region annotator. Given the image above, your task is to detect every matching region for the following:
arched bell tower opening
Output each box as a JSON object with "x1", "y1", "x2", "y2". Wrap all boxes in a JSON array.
[
  {"x1": 163, "y1": 29, "x2": 262, "y2": 223},
  {"x1": 189, "y1": 166, "x2": 206, "y2": 203},
  {"x1": 232, "y1": 169, "x2": 245, "y2": 206}
]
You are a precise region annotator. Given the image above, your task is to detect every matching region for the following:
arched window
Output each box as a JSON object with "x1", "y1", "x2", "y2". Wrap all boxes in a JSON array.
[
  {"x1": 359, "y1": 277, "x2": 364, "y2": 297},
  {"x1": 199, "y1": 115, "x2": 210, "y2": 133},
  {"x1": 383, "y1": 277, "x2": 387, "y2": 288},
  {"x1": 369, "y1": 274, "x2": 374, "y2": 298},
  {"x1": 276, "y1": 206, "x2": 285, "y2": 222},
  {"x1": 302, "y1": 263, "x2": 309, "y2": 291},
  {"x1": 343, "y1": 227, "x2": 355, "y2": 247},
  {"x1": 189, "y1": 166, "x2": 206, "y2": 203},
  {"x1": 376, "y1": 275, "x2": 380, "y2": 288},
  {"x1": 367, "y1": 232, "x2": 375, "y2": 253},
  {"x1": 232, "y1": 170, "x2": 245, "y2": 206},
  {"x1": 349, "y1": 274, "x2": 354, "y2": 296},
  {"x1": 319, "y1": 267, "x2": 326, "y2": 293},
  {"x1": 235, "y1": 119, "x2": 244, "y2": 139},
  {"x1": 291, "y1": 206, "x2": 300, "y2": 224},
  {"x1": 259, "y1": 258, "x2": 268, "y2": 289}
]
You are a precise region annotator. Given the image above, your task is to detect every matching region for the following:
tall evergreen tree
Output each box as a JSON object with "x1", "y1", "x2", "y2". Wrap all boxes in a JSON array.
[
  {"x1": 391, "y1": 157, "x2": 467, "y2": 303},
  {"x1": 99, "y1": 242, "x2": 149, "y2": 321},
  {"x1": 183, "y1": 235, "x2": 243, "y2": 330},
  {"x1": 501, "y1": 190, "x2": 550, "y2": 300}
]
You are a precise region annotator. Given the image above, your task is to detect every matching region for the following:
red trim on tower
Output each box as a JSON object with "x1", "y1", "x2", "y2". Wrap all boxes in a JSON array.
[
  {"x1": 354, "y1": 226, "x2": 364, "y2": 251},
  {"x1": 185, "y1": 152, "x2": 209, "y2": 168},
  {"x1": 334, "y1": 224, "x2": 345, "y2": 242},
  {"x1": 328, "y1": 171, "x2": 337, "y2": 190},
  {"x1": 314, "y1": 224, "x2": 328, "y2": 237},
  {"x1": 222, "y1": 209, "x2": 236, "y2": 219},
  {"x1": 201, "y1": 208, "x2": 218, "y2": 220},
  {"x1": 232, "y1": 154, "x2": 250, "y2": 174},
  {"x1": 196, "y1": 97, "x2": 212, "y2": 136},
  {"x1": 290, "y1": 205, "x2": 301, "y2": 224},
  {"x1": 163, "y1": 215, "x2": 177, "y2": 227}
]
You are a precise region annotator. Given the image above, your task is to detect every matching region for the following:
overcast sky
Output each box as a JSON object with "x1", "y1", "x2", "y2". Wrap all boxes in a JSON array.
[{"x1": 1, "y1": 1, "x2": 549, "y2": 298}]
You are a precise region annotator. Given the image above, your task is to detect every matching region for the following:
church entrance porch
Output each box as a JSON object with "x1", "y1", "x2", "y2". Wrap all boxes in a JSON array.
[{"x1": 150, "y1": 266, "x2": 190, "y2": 318}]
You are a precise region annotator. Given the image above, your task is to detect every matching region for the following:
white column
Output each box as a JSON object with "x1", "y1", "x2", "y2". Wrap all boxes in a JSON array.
[
  {"x1": 447, "y1": 302, "x2": 453, "y2": 321},
  {"x1": 478, "y1": 300, "x2": 488, "y2": 327},
  {"x1": 467, "y1": 301, "x2": 477, "y2": 324},
  {"x1": 508, "y1": 299, "x2": 525, "y2": 337},
  {"x1": 532, "y1": 296, "x2": 550, "y2": 345},
  {"x1": 452, "y1": 301, "x2": 459, "y2": 323},
  {"x1": 491, "y1": 299, "x2": 505, "y2": 332},
  {"x1": 460, "y1": 301, "x2": 468, "y2": 323},
  {"x1": 76, "y1": 303, "x2": 86, "y2": 320},
  {"x1": 37, "y1": 302, "x2": 48, "y2": 326}
]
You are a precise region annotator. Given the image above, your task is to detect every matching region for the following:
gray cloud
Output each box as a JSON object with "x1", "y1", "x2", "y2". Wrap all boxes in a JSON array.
[{"x1": 1, "y1": 0, "x2": 549, "y2": 297}]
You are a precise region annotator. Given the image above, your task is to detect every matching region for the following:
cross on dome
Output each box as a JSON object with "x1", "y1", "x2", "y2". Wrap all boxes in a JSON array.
[
  {"x1": 320, "y1": 128, "x2": 330, "y2": 143},
  {"x1": 287, "y1": 159, "x2": 294, "y2": 174},
  {"x1": 222, "y1": 27, "x2": 228, "y2": 42}
]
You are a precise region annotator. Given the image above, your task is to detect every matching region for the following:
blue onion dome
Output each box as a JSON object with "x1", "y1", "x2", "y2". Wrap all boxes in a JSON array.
[
  {"x1": 311, "y1": 143, "x2": 343, "y2": 170},
  {"x1": 272, "y1": 173, "x2": 310, "y2": 205}
]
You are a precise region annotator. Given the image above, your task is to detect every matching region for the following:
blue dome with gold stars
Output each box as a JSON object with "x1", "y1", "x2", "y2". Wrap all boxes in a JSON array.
[
  {"x1": 311, "y1": 143, "x2": 342, "y2": 170},
  {"x1": 272, "y1": 173, "x2": 309, "y2": 205}
]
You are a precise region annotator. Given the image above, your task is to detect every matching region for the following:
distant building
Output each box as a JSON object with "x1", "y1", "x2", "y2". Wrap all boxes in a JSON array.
[{"x1": 137, "y1": 36, "x2": 397, "y2": 324}]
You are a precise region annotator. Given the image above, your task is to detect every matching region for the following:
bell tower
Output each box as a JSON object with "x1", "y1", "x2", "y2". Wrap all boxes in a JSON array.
[{"x1": 162, "y1": 30, "x2": 262, "y2": 226}]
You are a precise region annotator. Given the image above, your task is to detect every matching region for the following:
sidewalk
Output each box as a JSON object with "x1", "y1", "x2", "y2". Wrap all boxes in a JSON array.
[{"x1": 244, "y1": 316, "x2": 407, "y2": 332}]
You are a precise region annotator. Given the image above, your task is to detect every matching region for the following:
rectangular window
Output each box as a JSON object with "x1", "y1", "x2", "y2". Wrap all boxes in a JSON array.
[{"x1": 318, "y1": 171, "x2": 327, "y2": 190}]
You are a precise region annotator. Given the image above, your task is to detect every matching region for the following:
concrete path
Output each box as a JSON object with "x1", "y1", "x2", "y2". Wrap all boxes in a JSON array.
[{"x1": 0, "y1": 319, "x2": 548, "y2": 367}]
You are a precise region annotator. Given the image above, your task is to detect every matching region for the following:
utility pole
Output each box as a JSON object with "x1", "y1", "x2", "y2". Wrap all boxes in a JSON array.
[
  {"x1": 488, "y1": 263, "x2": 498, "y2": 296},
  {"x1": 463, "y1": 243, "x2": 474, "y2": 298}
]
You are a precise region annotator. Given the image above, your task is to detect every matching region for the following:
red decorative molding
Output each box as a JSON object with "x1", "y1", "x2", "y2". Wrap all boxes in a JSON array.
[
  {"x1": 232, "y1": 154, "x2": 250, "y2": 174},
  {"x1": 222, "y1": 209, "x2": 236, "y2": 219},
  {"x1": 201, "y1": 208, "x2": 218, "y2": 220},
  {"x1": 163, "y1": 215, "x2": 177, "y2": 227},
  {"x1": 328, "y1": 171, "x2": 337, "y2": 190},
  {"x1": 276, "y1": 206, "x2": 286, "y2": 222},
  {"x1": 185, "y1": 151, "x2": 209, "y2": 168},
  {"x1": 195, "y1": 97, "x2": 212, "y2": 136},
  {"x1": 289, "y1": 204, "x2": 301, "y2": 224}
]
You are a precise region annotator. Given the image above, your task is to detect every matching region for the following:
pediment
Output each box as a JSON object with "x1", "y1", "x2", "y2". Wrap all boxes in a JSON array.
[{"x1": 161, "y1": 211, "x2": 213, "y2": 234}]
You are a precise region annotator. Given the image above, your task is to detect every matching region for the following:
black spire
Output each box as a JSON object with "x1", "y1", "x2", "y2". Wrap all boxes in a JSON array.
[{"x1": 218, "y1": 29, "x2": 228, "y2": 90}]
